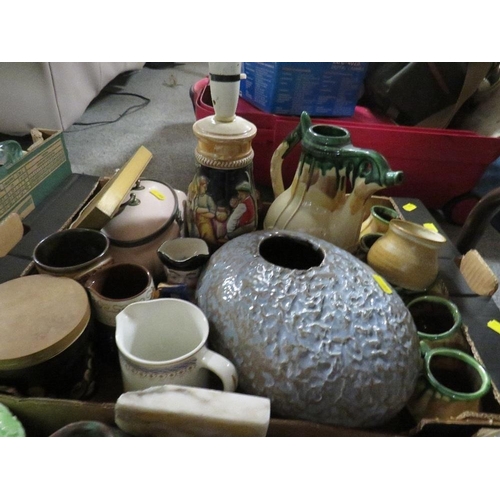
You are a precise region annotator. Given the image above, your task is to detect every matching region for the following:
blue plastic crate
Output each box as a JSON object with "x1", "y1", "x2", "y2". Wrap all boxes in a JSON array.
[{"x1": 240, "y1": 62, "x2": 368, "y2": 117}]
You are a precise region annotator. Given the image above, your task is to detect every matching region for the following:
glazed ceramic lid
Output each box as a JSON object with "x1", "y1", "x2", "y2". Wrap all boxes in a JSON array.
[
  {"x1": 101, "y1": 179, "x2": 180, "y2": 247},
  {"x1": 193, "y1": 114, "x2": 257, "y2": 140},
  {"x1": 0, "y1": 275, "x2": 90, "y2": 370},
  {"x1": 193, "y1": 116, "x2": 256, "y2": 169}
]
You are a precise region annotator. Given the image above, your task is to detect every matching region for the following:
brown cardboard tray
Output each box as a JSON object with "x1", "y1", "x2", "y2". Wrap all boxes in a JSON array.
[{"x1": 3, "y1": 193, "x2": 500, "y2": 436}]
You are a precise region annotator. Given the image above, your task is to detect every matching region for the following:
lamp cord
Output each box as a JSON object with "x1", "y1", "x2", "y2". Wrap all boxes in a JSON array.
[{"x1": 70, "y1": 91, "x2": 151, "y2": 128}]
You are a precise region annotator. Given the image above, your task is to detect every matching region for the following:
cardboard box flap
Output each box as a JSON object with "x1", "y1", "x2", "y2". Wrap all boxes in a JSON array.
[
  {"x1": 0, "y1": 393, "x2": 116, "y2": 437},
  {"x1": 70, "y1": 146, "x2": 152, "y2": 230},
  {"x1": 409, "y1": 411, "x2": 500, "y2": 437},
  {"x1": 0, "y1": 213, "x2": 23, "y2": 257},
  {"x1": 458, "y1": 249, "x2": 499, "y2": 296},
  {"x1": 453, "y1": 297, "x2": 500, "y2": 406}
]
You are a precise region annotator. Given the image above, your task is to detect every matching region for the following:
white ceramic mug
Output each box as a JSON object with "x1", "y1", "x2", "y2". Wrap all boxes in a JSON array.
[{"x1": 115, "y1": 298, "x2": 238, "y2": 393}]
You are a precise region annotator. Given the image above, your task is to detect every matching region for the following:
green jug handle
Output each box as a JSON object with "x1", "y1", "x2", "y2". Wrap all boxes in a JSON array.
[
  {"x1": 270, "y1": 112, "x2": 312, "y2": 197},
  {"x1": 419, "y1": 340, "x2": 432, "y2": 358}
]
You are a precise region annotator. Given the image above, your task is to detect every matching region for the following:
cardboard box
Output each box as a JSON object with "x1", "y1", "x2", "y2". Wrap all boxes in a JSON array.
[
  {"x1": 2, "y1": 193, "x2": 500, "y2": 436},
  {"x1": 0, "y1": 130, "x2": 100, "y2": 283},
  {"x1": 0, "y1": 173, "x2": 100, "y2": 283},
  {"x1": 0, "y1": 144, "x2": 153, "y2": 283},
  {"x1": 0, "y1": 130, "x2": 72, "y2": 222},
  {"x1": 240, "y1": 62, "x2": 368, "y2": 117}
]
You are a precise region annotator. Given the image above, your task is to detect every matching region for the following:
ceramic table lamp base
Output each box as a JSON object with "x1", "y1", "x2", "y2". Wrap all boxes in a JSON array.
[{"x1": 186, "y1": 63, "x2": 258, "y2": 252}]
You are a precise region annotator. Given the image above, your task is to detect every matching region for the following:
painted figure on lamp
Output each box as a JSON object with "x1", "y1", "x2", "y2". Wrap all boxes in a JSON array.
[
  {"x1": 213, "y1": 202, "x2": 231, "y2": 245},
  {"x1": 227, "y1": 181, "x2": 257, "y2": 239},
  {"x1": 188, "y1": 175, "x2": 217, "y2": 247},
  {"x1": 187, "y1": 169, "x2": 258, "y2": 251}
]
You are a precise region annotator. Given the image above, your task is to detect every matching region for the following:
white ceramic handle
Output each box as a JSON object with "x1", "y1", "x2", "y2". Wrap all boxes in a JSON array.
[{"x1": 200, "y1": 348, "x2": 238, "y2": 392}]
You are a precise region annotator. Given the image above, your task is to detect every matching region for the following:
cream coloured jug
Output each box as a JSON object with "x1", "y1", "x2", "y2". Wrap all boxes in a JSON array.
[{"x1": 263, "y1": 112, "x2": 404, "y2": 252}]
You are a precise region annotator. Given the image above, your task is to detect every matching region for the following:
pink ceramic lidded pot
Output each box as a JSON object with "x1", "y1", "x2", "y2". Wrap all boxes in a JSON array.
[{"x1": 101, "y1": 179, "x2": 187, "y2": 283}]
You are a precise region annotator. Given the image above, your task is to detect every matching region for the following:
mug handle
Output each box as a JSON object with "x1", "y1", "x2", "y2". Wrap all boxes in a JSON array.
[
  {"x1": 72, "y1": 255, "x2": 114, "y2": 282},
  {"x1": 419, "y1": 340, "x2": 432, "y2": 357},
  {"x1": 200, "y1": 349, "x2": 238, "y2": 392}
]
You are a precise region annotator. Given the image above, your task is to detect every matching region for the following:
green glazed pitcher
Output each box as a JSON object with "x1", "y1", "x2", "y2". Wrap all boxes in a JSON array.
[{"x1": 263, "y1": 112, "x2": 404, "y2": 252}]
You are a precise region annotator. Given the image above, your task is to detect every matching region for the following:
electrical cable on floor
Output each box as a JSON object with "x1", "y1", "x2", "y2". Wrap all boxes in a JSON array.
[{"x1": 70, "y1": 91, "x2": 151, "y2": 129}]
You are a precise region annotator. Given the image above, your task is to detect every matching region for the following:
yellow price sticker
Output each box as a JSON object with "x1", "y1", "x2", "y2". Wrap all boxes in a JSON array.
[
  {"x1": 487, "y1": 319, "x2": 500, "y2": 334},
  {"x1": 373, "y1": 274, "x2": 393, "y2": 294},
  {"x1": 149, "y1": 188, "x2": 166, "y2": 201},
  {"x1": 423, "y1": 222, "x2": 439, "y2": 233},
  {"x1": 402, "y1": 203, "x2": 417, "y2": 212}
]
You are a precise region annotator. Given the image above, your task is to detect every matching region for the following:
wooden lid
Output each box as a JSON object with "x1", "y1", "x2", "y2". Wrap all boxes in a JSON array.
[{"x1": 0, "y1": 275, "x2": 90, "y2": 370}]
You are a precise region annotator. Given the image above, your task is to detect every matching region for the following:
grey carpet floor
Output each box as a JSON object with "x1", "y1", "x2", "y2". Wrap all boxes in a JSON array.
[
  {"x1": 64, "y1": 62, "x2": 209, "y2": 194},
  {"x1": 37, "y1": 62, "x2": 500, "y2": 309}
]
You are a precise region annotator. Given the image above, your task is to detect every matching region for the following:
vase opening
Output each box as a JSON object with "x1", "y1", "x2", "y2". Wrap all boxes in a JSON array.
[
  {"x1": 390, "y1": 220, "x2": 447, "y2": 246},
  {"x1": 259, "y1": 235, "x2": 324, "y2": 270},
  {"x1": 311, "y1": 125, "x2": 348, "y2": 138}
]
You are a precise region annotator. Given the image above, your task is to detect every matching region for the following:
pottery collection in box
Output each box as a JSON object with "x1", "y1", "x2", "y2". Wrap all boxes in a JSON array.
[{"x1": 0, "y1": 62, "x2": 496, "y2": 437}]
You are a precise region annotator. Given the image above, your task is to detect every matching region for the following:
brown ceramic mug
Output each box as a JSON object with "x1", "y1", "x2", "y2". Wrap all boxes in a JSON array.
[
  {"x1": 85, "y1": 263, "x2": 155, "y2": 327},
  {"x1": 33, "y1": 228, "x2": 112, "y2": 281}
]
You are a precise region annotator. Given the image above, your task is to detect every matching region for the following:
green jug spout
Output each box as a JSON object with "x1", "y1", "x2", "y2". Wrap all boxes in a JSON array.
[
  {"x1": 349, "y1": 149, "x2": 404, "y2": 188},
  {"x1": 384, "y1": 170, "x2": 404, "y2": 187}
]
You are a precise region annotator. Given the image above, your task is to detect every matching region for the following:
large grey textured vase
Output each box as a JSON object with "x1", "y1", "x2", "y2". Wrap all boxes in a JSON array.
[{"x1": 196, "y1": 229, "x2": 421, "y2": 428}]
